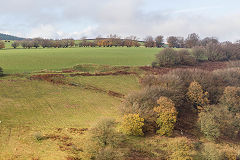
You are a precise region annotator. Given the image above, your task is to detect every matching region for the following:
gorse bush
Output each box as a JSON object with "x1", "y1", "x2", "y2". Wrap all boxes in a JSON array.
[
  {"x1": 120, "y1": 114, "x2": 144, "y2": 136},
  {"x1": 154, "y1": 97, "x2": 177, "y2": 136}
]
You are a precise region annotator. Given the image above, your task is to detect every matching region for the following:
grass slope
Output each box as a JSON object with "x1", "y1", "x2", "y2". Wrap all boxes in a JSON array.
[
  {"x1": 0, "y1": 74, "x2": 140, "y2": 159},
  {"x1": 0, "y1": 47, "x2": 161, "y2": 74}
]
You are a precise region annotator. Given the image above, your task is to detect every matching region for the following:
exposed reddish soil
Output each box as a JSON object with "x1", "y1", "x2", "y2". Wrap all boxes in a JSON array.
[
  {"x1": 67, "y1": 128, "x2": 88, "y2": 134},
  {"x1": 69, "y1": 70, "x2": 137, "y2": 77},
  {"x1": 30, "y1": 74, "x2": 65, "y2": 84},
  {"x1": 29, "y1": 74, "x2": 125, "y2": 98}
]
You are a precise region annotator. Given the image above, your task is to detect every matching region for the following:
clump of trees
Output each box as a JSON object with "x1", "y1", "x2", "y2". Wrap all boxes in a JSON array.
[
  {"x1": 25, "y1": 38, "x2": 75, "y2": 49},
  {"x1": 11, "y1": 41, "x2": 20, "y2": 48},
  {"x1": 153, "y1": 41, "x2": 240, "y2": 67},
  {"x1": 121, "y1": 66, "x2": 240, "y2": 142},
  {"x1": 153, "y1": 48, "x2": 196, "y2": 67},
  {"x1": 0, "y1": 41, "x2": 5, "y2": 49},
  {"x1": 94, "y1": 35, "x2": 140, "y2": 47},
  {"x1": 167, "y1": 36, "x2": 184, "y2": 48}
]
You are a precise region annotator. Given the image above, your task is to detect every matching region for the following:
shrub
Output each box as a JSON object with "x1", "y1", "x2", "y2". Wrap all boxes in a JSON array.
[
  {"x1": 168, "y1": 137, "x2": 196, "y2": 160},
  {"x1": 220, "y1": 86, "x2": 240, "y2": 114},
  {"x1": 95, "y1": 146, "x2": 124, "y2": 160},
  {"x1": 222, "y1": 147, "x2": 238, "y2": 160},
  {"x1": 205, "y1": 43, "x2": 227, "y2": 61},
  {"x1": 198, "y1": 105, "x2": 239, "y2": 141},
  {"x1": 201, "y1": 143, "x2": 223, "y2": 160},
  {"x1": 198, "y1": 106, "x2": 221, "y2": 141},
  {"x1": 34, "y1": 132, "x2": 46, "y2": 141},
  {"x1": 178, "y1": 49, "x2": 197, "y2": 66},
  {"x1": 141, "y1": 67, "x2": 240, "y2": 106},
  {"x1": 83, "y1": 118, "x2": 124, "y2": 159},
  {"x1": 90, "y1": 118, "x2": 121, "y2": 148},
  {"x1": 120, "y1": 114, "x2": 144, "y2": 136},
  {"x1": 151, "y1": 61, "x2": 158, "y2": 68},
  {"x1": 154, "y1": 97, "x2": 177, "y2": 136},
  {"x1": 154, "y1": 48, "x2": 197, "y2": 67},
  {"x1": 192, "y1": 46, "x2": 208, "y2": 62},
  {"x1": 155, "y1": 48, "x2": 180, "y2": 67},
  {"x1": 187, "y1": 81, "x2": 209, "y2": 110}
]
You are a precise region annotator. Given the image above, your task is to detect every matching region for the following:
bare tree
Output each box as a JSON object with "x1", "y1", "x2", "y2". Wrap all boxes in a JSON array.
[
  {"x1": 144, "y1": 36, "x2": 155, "y2": 48},
  {"x1": 11, "y1": 41, "x2": 20, "y2": 48},
  {"x1": 155, "y1": 35, "x2": 164, "y2": 48},
  {"x1": 201, "y1": 37, "x2": 219, "y2": 46},
  {"x1": 185, "y1": 33, "x2": 200, "y2": 48},
  {"x1": 0, "y1": 41, "x2": 5, "y2": 49},
  {"x1": 167, "y1": 36, "x2": 178, "y2": 48}
]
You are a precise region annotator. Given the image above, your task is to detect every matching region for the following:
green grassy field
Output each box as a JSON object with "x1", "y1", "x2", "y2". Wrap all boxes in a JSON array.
[
  {"x1": 0, "y1": 46, "x2": 151, "y2": 159},
  {"x1": 0, "y1": 47, "x2": 161, "y2": 74},
  {"x1": 1, "y1": 46, "x2": 239, "y2": 159}
]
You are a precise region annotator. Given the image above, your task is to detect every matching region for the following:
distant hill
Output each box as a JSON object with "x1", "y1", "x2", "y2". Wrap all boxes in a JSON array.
[{"x1": 0, "y1": 33, "x2": 25, "y2": 40}]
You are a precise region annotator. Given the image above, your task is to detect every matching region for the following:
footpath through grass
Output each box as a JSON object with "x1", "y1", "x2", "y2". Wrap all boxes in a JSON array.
[{"x1": 0, "y1": 47, "x2": 161, "y2": 74}]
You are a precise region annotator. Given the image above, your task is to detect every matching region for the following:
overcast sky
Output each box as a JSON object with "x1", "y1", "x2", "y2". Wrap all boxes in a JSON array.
[{"x1": 1, "y1": 0, "x2": 240, "y2": 41}]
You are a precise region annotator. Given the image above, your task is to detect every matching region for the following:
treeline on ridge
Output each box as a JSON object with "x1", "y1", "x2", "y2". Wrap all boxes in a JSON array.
[{"x1": 0, "y1": 33, "x2": 239, "y2": 49}]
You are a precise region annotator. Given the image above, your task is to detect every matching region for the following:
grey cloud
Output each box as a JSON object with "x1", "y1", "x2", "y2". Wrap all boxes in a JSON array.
[{"x1": 1, "y1": 0, "x2": 240, "y2": 41}]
